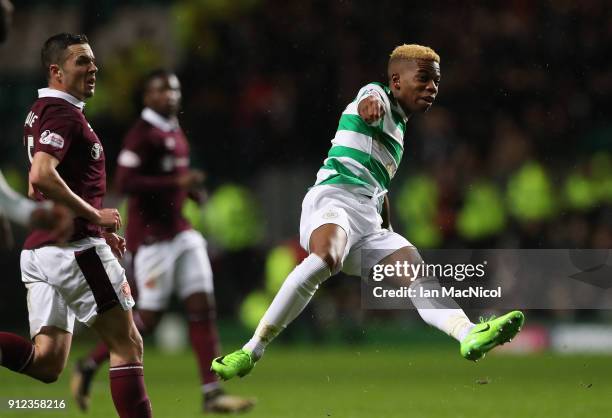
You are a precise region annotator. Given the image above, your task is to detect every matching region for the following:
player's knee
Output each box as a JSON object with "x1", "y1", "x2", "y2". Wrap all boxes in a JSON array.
[
  {"x1": 310, "y1": 225, "x2": 347, "y2": 274},
  {"x1": 182, "y1": 292, "x2": 215, "y2": 322},
  {"x1": 38, "y1": 367, "x2": 62, "y2": 384},
  {"x1": 29, "y1": 343, "x2": 67, "y2": 384},
  {"x1": 310, "y1": 251, "x2": 342, "y2": 274},
  {"x1": 105, "y1": 325, "x2": 144, "y2": 363},
  {"x1": 33, "y1": 357, "x2": 64, "y2": 384}
]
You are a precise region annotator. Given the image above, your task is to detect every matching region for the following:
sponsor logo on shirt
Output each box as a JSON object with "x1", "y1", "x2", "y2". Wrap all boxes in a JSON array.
[
  {"x1": 91, "y1": 142, "x2": 103, "y2": 160},
  {"x1": 39, "y1": 130, "x2": 65, "y2": 149}
]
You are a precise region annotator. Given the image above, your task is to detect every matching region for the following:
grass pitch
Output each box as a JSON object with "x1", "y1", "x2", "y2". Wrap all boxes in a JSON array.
[{"x1": 0, "y1": 344, "x2": 611, "y2": 417}]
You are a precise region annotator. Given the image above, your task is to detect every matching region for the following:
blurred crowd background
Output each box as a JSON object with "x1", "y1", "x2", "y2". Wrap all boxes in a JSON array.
[{"x1": 1, "y1": 1, "x2": 611, "y2": 342}]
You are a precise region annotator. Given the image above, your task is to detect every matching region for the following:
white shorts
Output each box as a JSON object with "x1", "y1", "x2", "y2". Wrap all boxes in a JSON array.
[
  {"x1": 21, "y1": 237, "x2": 135, "y2": 338},
  {"x1": 134, "y1": 229, "x2": 213, "y2": 311},
  {"x1": 299, "y1": 185, "x2": 412, "y2": 277}
]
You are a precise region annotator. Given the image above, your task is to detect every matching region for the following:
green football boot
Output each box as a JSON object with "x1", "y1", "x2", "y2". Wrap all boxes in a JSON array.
[
  {"x1": 460, "y1": 311, "x2": 525, "y2": 361},
  {"x1": 211, "y1": 349, "x2": 255, "y2": 381}
]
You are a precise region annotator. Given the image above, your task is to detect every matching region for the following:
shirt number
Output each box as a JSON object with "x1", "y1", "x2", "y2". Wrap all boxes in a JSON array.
[{"x1": 26, "y1": 135, "x2": 34, "y2": 162}]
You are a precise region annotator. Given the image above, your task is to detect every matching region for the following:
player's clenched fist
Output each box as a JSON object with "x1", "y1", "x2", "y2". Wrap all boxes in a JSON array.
[
  {"x1": 358, "y1": 95, "x2": 385, "y2": 124},
  {"x1": 96, "y1": 208, "x2": 122, "y2": 232}
]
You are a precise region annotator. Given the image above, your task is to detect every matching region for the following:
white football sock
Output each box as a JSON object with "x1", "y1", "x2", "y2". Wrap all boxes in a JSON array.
[
  {"x1": 408, "y1": 276, "x2": 474, "y2": 341},
  {"x1": 244, "y1": 254, "x2": 331, "y2": 360}
]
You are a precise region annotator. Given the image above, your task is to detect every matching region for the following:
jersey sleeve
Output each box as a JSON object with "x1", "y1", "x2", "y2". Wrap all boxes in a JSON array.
[
  {"x1": 116, "y1": 128, "x2": 149, "y2": 170},
  {"x1": 355, "y1": 83, "x2": 391, "y2": 128},
  {"x1": 356, "y1": 83, "x2": 388, "y2": 110},
  {"x1": 35, "y1": 108, "x2": 81, "y2": 162}
]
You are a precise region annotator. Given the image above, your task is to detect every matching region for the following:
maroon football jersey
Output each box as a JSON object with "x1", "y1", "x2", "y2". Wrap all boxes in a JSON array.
[
  {"x1": 23, "y1": 89, "x2": 105, "y2": 249},
  {"x1": 115, "y1": 108, "x2": 191, "y2": 252}
]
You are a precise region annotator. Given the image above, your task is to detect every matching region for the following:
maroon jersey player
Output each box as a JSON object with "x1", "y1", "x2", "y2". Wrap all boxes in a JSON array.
[
  {"x1": 72, "y1": 70, "x2": 254, "y2": 413},
  {"x1": 117, "y1": 102, "x2": 193, "y2": 253},
  {"x1": 0, "y1": 33, "x2": 152, "y2": 418}
]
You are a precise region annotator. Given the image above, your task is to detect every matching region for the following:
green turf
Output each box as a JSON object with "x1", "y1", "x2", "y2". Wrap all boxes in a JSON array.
[{"x1": 1, "y1": 345, "x2": 611, "y2": 418}]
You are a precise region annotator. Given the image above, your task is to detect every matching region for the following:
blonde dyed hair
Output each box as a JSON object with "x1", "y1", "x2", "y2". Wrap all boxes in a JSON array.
[{"x1": 389, "y1": 44, "x2": 440, "y2": 63}]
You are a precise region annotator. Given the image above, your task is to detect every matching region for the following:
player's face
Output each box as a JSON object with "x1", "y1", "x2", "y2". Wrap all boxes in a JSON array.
[
  {"x1": 57, "y1": 43, "x2": 98, "y2": 100},
  {"x1": 392, "y1": 59, "x2": 440, "y2": 114},
  {"x1": 145, "y1": 75, "x2": 181, "y2": 117}
]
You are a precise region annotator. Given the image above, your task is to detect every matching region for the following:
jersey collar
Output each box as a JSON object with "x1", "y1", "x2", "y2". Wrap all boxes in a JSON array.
[
  {"x1": 38, "y1": 88, "x2": 85, "y2": 110},
  {"x1": 141, "y1": 108, "x2": 179, "y2": 132}
]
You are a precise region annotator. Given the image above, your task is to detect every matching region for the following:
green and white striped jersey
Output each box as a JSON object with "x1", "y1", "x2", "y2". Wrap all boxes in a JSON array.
[{"x1": 314, "y1": 82, "x2": 408, "y2": 198}]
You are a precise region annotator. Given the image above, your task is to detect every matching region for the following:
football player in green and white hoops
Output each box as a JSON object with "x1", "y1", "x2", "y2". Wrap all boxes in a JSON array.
[{"x1": 212, "y1": 44, "x2": 524, "y2": 380}]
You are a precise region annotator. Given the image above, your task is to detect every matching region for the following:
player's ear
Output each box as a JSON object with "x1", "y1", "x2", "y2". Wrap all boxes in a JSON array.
[
  {"x1": 49, "y1": 64, "x2": 62, "y2": 82},
  {"x1": 392, "y1": 73, "x2": 400, "y2": 90}
]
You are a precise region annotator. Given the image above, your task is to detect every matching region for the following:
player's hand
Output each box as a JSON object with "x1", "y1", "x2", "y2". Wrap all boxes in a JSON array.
[
  {"x1": 30, "y1": 203, "x2": 74, "y2": 244},
  {"x1": 102, "y1": 231, "x2": 126, "y2": 259},
  {"x1": 177, "y1": 169, "x2": 205, "y2": 190},
  {"x1": 95, "y1": 208, "x2": 122, "y2": 232},
  {"x1": 188, "y1": 188, "x2": 208, "y2": 205},
  {"x1": 358, "y1": 95, "x2": 385, "y2": 124}
]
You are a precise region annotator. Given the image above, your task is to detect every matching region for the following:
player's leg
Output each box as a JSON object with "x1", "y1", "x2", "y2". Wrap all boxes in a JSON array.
[
  {"x1": 245, "y1": 223, "x2": 344, "y2": 357},
  {"x1": 72, "y1": 252, "x2": 148, "y2": 411},
  {"x1": 0, "y1": 326, "x2": 71, "y2": 383},
  {"x1": 71, "y1": 309, "x2": 159, "y2": 412},
  {"x1": 88, "y1": 240, "x2": 171, "y2": 417},
  {"x1": 183, "y1": 292, "x2": 220, "y2": 392},
  {"x1": 92, "y1": 306, "x2": 152, "y2": 418},
  {"x1": 173, "y1": 231, "x2": 255, "y2": 412},
  {"x1": 23, "y1": 327, "x2": 72, "y2": 383},
  {"x1": 66, "y1": 241, "x2": 152, "y2": 418},
  {"x1": 375, "y1": 246, "x2": 476, "y2": 341},
  {"x1": 182, "y1": 292, "x2": 253, "y2": 412},
  {"x1": 4, "y1": 252, "x2": 77, "y2": 383},
  {"x1": 212, "y1": 223, "x2": 344, "y2": 381},
  {"x1": 375, "y1": 244, "x2": 524, "y2": 360}
]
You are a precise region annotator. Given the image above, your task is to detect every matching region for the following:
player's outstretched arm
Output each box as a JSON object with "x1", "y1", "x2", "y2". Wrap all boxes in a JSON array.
[
  {"x1": 358, "y1": 95, "x2": 385, "y2": 124},
  {"x1": 29, "y1": 151, "x2": 121, "y2": 231}
]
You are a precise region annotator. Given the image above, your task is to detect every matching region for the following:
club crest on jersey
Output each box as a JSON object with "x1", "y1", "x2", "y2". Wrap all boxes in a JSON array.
[
  {"x1": 91, "y1": 142, "x2": 103, "y2": 160},
  {"x1": 120, "y1": 281, "x2": 132, "y2": 298},
  {"x1": 39, "y1": 130, "x2": 64, "y2": 149},
  {"x1": 322, "y1": 210, "x2": 339, "y2": 219}
]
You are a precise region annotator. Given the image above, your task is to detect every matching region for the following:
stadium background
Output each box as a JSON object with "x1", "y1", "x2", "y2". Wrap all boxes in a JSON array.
[{"x1": 1, "y1": 1, "x2": 611, "y2": 417}]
